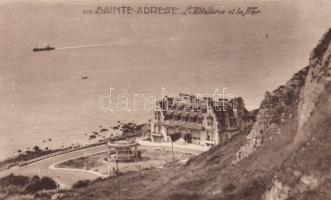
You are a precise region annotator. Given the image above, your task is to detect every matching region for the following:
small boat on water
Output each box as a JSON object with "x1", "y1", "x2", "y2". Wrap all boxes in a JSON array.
[{"x1": 33, "y1": 45, "x2": 55, "y2": 52}]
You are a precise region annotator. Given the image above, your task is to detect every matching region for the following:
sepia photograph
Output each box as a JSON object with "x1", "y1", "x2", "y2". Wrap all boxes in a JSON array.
[{"x1": 0, "y1": 0, "x2": 331, "y2": 199}]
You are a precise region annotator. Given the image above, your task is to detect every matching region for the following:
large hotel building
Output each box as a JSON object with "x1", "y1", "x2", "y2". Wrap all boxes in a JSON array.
[{"x1": 150, "y1": 94, "x2": 256, "y2": 146}]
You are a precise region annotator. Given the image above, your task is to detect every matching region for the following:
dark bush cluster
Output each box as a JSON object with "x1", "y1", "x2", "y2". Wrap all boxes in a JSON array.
[
  {"x1": 72, "y1": 180, "x2": 90, "y2": 189},
  {"x1": 25, "y1": 176, "x2": 57, "y2": 193},
  {"x1": 0, "y1": 174, "x2": 57, "y2": 195},
  {"x1": 0, "y1": 174, "x2": 30, "y2": 187}
]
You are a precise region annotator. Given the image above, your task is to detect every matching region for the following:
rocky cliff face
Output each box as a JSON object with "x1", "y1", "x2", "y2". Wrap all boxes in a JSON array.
[
  {"x1": 263, "y1": 29, "x2": 331, "y2": 200},
  {"x1": 234, "y1": 66, "x2": 309, "y2": 163},
  {"x1": 233, "y1": 28, "x2": 331, "y2": 200},
  {"x1": 296, "y1": 28, "x2": 331, "y2": 144}
]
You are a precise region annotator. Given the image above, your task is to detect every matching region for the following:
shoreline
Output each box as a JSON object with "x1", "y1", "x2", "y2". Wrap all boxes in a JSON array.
[{"x1": 0, "y1": 121, "x2": 149, "y2": 169}]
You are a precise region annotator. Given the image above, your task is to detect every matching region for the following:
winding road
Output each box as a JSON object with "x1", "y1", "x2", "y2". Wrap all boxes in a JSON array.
[
  {"x1": 0, "y1": 141, "x2": 208, "y2": 189},
  {"x1": 0, "y1": 145, "x2": 109, "y2": 189}
]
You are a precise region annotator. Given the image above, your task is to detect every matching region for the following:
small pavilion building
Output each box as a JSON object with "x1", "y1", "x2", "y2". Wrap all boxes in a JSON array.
[{"x1": 107, "y1": 140, "x2": 140, "y2": 162}]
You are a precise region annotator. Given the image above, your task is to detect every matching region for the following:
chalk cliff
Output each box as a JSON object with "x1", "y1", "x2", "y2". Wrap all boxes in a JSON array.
[{"x1": 233, "y1": 28, "x2": 331, "y2": 200}]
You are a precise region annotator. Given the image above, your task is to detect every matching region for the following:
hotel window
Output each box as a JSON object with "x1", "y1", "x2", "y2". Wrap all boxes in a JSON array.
[
  {"x1": 155, "y1": 112, "x2": 161, "y2": 120},
  {"x1": 207, "y1": 116, "x2": 213, "y2": 126},
  {"x1": 198, "y1": 118, "x2": 203, "y2": 125},
  {"x1": 206, "y1": 133, "x2": 211, "y2": 140}
]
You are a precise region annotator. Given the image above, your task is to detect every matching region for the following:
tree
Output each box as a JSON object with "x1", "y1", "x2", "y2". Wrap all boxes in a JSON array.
[
  {"x1": 184, "y1": 134, "x2": 192, "y2": 143},
  {"x1": 89, "y1": 135, "x2": 96, "y2": 140},
  {"x1": 169, "y1": 132, "x2": 181, "y2": 142},
  {"x1": 33, "y1": 146, "x2": 41, "y2": 152},
  {"x1": 100, "y1": 128, "x2": 109, "y2": 132},
  {"x1": 40, "y1": 177, "x2": 57, "y2": 190}
]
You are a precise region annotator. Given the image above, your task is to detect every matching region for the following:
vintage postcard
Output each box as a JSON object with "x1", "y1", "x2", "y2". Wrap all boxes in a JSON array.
[{"x1": 0, "y1": 0, "x2": 331, "y2": 200}]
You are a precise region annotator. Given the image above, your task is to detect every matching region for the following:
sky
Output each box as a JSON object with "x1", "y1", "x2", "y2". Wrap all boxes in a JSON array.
[{"x1": 0, "y1": 0, "x2": 331, "y2": 160}]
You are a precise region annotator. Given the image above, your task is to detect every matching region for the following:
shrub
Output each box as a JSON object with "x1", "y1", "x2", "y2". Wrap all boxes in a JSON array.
[
  {"x1": 89, "y1": 135, "x2": 96, "y2": 140},
  {"x1": 0, "y1": 173, "x2": 30, "y2": 187},
  {"x1": 25, "y1": 176, "x2": 57, "y2": 193},
  {"x1": 33, "y1": 146, "x2": 42, "y2": 152},
  {"x1": 40, "y1": 177, "x2": 57, "y2": 190},
  {"x1": 0, "y1": 174, "x2": 57, "y2": 195},
  {"x1": 170, "y1": 132, "x2": 181, "y2": 142},
  {"x1": 223, "y1": 183, "x2": 237, "y2": 193},
  {"x1": 72, "y1": 180, "x2": 90, "y2": 189}
]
